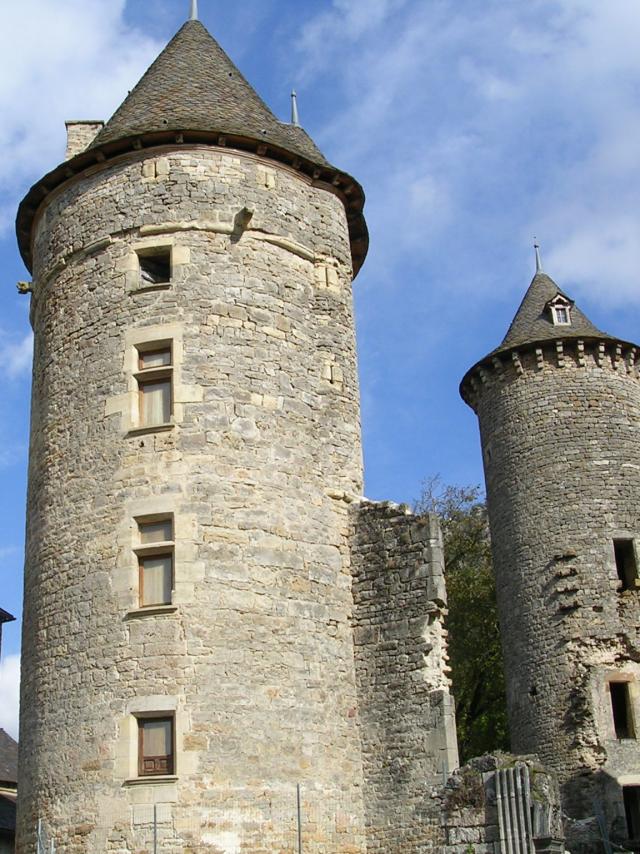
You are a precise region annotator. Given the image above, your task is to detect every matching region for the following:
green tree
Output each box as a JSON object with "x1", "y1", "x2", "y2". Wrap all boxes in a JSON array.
[{"x1": 416, "y1": 477, "x2": 509, "y2": 763}]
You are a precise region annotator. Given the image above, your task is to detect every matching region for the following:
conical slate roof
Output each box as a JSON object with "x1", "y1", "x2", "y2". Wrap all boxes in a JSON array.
[
  {"x1": 496, "y1": 271, "x2": 612, "y2": 354},
  {"x1": 90, "y1": 20, "x2": 329, "y2": 166},
  {"x1": 16, "y1": 18, "x2": 369, "y2": 274},
  {"x1": 459, "y1": 265, "x2": 636, "y2": 405}
]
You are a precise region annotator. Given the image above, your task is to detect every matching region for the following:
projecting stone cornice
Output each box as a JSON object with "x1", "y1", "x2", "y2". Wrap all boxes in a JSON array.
[{"x1": 460, "y1": 335, "x2": 640, "y2": 412}]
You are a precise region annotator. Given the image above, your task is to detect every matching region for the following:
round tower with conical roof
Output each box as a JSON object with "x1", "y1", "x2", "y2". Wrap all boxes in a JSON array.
[
  {"x1": 462, "y1": 262, "x2": 640, "y2": 849},
  {"x1": 16, "y1": 15, "x2": 372, "y2": 852}
]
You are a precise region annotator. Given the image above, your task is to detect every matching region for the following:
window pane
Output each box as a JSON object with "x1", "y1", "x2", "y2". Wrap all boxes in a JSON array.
[
  {"x1": 142, "y1": 719, "x2": 172, "y2": 756},
  {"x1": 139, "y1": 519, "x2": 173, "y2": 544},
  {"x1": 139, "y1": 349, "x2": 171, "y2": 369},
  {"x1": 140, "y1": 555, "x2": 172, "y2": 606},
  {"x1": 140, "y1": 379, "x2": 171, "y2": 425}
]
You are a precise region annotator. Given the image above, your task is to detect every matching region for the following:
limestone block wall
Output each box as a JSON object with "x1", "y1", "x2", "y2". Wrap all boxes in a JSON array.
[
  {"x1": 350, "y1": 502, "x2": 459, "y2": 853},
  {"x1": 465, "y1": 339, "x2": 640, "y2": 843},
  {"x1": 18, "y1": 147, "x2": 367, "y2": 852}
]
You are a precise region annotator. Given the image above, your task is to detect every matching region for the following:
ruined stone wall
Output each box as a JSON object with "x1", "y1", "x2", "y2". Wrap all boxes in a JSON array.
[
  {"x1": 470, "y1": 339, "x2": 640, "y2": 845},
  {"x1": 18, "y1": 146, "x2": 367, "y2": 852},
  {"x1": 350, "y1": 502, "x2": 458, "y2": 852}
]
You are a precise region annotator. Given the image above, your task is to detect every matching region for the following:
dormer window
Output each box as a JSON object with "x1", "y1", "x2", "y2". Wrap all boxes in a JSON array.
[{"x1": 547, "y1": 294, "x2": 573, "y2": 327}]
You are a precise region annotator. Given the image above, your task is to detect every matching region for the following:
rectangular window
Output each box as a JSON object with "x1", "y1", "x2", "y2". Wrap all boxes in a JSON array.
[
  {"x1": 136, "y1": 517, "x2": 174, "y2": 608},
  {"x1": 138, "y1": 716, "x2": 174, "y2": 776},
  {"x1": 624, "y1": 786, "x2": 640, "y2": 840},
  {"x1": 614, "y1": 539, "x2": 638, "y2": 591},
  {"x1": 138, "y1": 248, "x2": 171, "y2": 286},
  {"x1": 135, "y1": 344, "x2": 173, "y2": 427},
  {"x1": 610, "y1": 681, "x2": 635, "y2": 739}
]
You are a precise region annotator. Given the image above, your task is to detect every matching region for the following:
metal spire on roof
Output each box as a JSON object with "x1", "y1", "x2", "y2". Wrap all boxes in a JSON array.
[
  {"x1": 190, "y1": 0, "x2": 199, "y2": 20},
  {"x1": 291, "y1": 90, "x2": 300, "y2": 127},
  {"x1": 534, "y1": 238, "x2": 544, "y2": 273}
]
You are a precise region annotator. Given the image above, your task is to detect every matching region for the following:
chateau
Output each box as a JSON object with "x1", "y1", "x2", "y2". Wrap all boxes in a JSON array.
[{"x1": 12, "y1": 7, "x2": 640, "y2": 854}]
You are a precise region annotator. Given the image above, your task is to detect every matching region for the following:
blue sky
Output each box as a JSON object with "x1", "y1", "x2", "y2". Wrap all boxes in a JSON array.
[{"x1": 1, "y1": 0, "x2": 640, "y2": 737}]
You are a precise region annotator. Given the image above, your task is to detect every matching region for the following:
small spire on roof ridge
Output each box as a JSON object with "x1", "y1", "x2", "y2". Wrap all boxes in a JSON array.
[
  {"x1": 291, "y1": 90, "x2": 300, "y2": 127},
  {"x1": 190, "y1": 0, "x2": 199, "y2": 20},
  {"x1": 534, "y1": 237, "x2": 544, "y2": 274}
]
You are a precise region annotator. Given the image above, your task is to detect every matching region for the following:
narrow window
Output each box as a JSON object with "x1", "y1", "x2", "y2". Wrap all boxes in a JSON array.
[
  {"x1": 610, "y1": 681, "x2": 635, "y2": 739},
  {"x1": 136, "y1": 345, "x2": 173, "y2": 427},
  {"x1": 554, "y1": 306, "x2": 569, "y2": 324},
  {"x1": 624, "y1": 786, "x2": 640, "y2": 840},
  {"x1": 136, "y1": 517, "x2": 174, "y2": 608},
  {"x1": 138, "y1": 716, "x2": 174, "y2": 776},
  {"x1": 614, "y1": 539, "x2": 638, "y2": 591},
  {"x1": 138, "y1": 248, "x2": 171, "y2": 286}
]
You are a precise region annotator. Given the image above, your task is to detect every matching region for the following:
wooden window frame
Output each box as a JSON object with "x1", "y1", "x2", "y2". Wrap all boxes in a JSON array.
[
  {"x1": 135, "y1": 516, "x2": 175, "y2": 609},
  {"x1": 135, "y1": 342, "x2": 174, "y2": 428},
  {"x1": 137, "y1": 715, "x2": 175, "y2": 777}
]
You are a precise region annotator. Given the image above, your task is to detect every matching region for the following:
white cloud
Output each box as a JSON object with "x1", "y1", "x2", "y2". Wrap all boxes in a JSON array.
[
  {"x1": 0, "y1": 654, "x2": 20, "y2": 739},
  {"x1": 0, "y1": 0, "x2": 162, "y2": 227},
  {"x1": 0, "y1": 331, "x2": 33, "y2": 379},
  {"x1": 295, "y1": 0, "x2": 640, "y2": 304}
]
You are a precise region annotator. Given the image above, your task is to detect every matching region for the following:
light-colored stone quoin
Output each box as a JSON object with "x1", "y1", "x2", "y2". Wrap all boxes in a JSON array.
[
  {"x1": 462, "y1": 270, "x2": 640, "y2": 852},
  {"x1": 15, "y1": 16, "x2": 457, "y2": 853}
]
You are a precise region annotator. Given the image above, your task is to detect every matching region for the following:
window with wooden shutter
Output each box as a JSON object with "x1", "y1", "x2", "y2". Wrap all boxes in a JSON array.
[{"x1": 138, "y1": 717, "x2": 174, "y2": 776}]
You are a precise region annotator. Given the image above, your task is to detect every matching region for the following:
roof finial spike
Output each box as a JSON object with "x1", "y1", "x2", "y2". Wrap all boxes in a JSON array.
[
  {"x1": 291, "y1": 90, "x2": 300, "y2": 127},
  {"x1": 534, "y1": 237, "x2": 544, "y2": 274},
  {"x1": 190, "y1": 0, "x2": 199, "y2": 20}
]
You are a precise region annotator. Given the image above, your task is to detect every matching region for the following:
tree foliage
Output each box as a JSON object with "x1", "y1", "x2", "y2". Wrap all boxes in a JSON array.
[{"x1": 416, "y1": 477, "x2": 510, "y2": 763}]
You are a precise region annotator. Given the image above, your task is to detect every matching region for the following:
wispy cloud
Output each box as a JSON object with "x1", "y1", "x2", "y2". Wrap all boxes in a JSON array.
[
  {"x1": 0, "y1": 331, "x2": 33, "y2": 379},
  {"x1": 0, "y1": 0, "x2": 162, "y2": 229},
  {"x1": 0, "y1": 654, "x2": 20, "y2": 739},
  {"x1": 294, "y1": 0, "x2": 640, "y2": 305}
]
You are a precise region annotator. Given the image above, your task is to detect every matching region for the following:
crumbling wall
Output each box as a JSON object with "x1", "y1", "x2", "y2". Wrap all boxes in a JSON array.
[
  {"x1": 439, "y1": 754, "x2": 564, "y2": 854},
  {"x1": 350, "y1": 501, "x2": 458, "y2": 852}
]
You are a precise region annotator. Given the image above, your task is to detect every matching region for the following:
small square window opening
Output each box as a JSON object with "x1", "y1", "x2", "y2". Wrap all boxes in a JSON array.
[
  {"x1": 610, "y1": 680, "x2": 636, "y2": 739},
  {"x1": 614, "y1": 539, "x2": 638, "y2": 591},
  {"x1": 136, "y1": 517, "x2": 174, "y2": 608},
  {"x1": 138, "y1": 249, "x2": 171, "y2": 286},
  {"x1": 138, "y1": 716, "x2": 174, "y2": 776}
]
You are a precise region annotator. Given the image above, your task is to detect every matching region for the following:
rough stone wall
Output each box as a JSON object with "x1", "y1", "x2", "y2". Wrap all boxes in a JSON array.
[
  {"x1": 350, "y1": 501, "x2": 458, "y2": 852},
  {"x1": 468, "y1": 339, "x2": 640, "y2": 848},
  {"x1": 18, "y1": 147, "x2": 367, "y2": 852}
]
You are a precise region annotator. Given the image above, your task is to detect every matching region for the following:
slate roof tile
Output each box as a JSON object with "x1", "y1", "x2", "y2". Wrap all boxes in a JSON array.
[
  {"x1": 495, "y1": 272, "x2": 613, "y2": 354},
  {"x1": 0, "y1": 730, "x2": 17, "y2": 786},
  {"x1": 91, "y1": 21, "x2": 329, "y2": 166}
]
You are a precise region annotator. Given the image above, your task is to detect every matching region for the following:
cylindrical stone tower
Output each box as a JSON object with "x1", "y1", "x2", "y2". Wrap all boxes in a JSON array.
[
  {"x1": 16, "y1": 17, "x2": 371, "y2": 852},
  {"x1": 461, "y1": 264, "x2": 640, "y2": 850}
]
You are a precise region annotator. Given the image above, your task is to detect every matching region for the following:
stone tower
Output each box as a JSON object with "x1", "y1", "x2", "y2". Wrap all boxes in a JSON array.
[
  {"x1": 15, "y1": 14, "x2": 457, "y2": 853},
  {"x1": 461, "y1": 262, "x2": 640, "y2": 849}
]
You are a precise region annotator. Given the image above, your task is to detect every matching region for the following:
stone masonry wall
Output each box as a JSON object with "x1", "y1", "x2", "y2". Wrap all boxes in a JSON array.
[
  {"x1": 469, "y1": 339, "x2": 640, "y2": 850},
  {"x1": 350, "y1": 501, "x2": 459, "y2": 852},
  {"x1": 18, "y1": 147, "x2": 367, "y2": 852}
]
